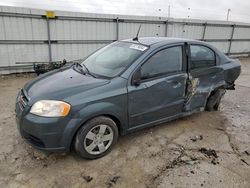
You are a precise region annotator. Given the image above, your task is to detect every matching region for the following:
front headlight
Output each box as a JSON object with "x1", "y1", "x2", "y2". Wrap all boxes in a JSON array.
[{"x1": 30, "y1": 100, "x2": 71, "y2": 117}]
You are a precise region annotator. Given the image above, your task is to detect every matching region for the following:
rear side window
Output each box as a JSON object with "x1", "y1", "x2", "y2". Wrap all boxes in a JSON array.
[
  {"x1": 190, "y1": 45, "x2": 215, "y2": 70},
  {"x1": 141, "y1": 46, "x2": 182, "y2": 79}
]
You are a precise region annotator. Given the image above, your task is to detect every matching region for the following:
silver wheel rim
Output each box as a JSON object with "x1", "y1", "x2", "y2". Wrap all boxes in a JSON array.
[{"x1": 84, "y1": 124, "x2": 114, "y2": 155}]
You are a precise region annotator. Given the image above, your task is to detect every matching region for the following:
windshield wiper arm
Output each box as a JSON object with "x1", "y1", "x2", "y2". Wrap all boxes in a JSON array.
[
  {"x1": 82, "y1": 64, "x2": 97, "y2": 78},
  {"x1": 73, "y1": 62, "x2": 86, "y2": 75}
]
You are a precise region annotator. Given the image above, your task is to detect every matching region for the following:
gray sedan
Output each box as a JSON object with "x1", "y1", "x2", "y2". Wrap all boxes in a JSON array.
[{"x1": 15, "y1": 37, "x2": 241, "y2": 159}]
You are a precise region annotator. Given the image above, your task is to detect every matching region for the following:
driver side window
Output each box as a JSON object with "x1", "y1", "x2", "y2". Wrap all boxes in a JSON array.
[{"x1": 141, "y1": 46, "x2": 183, "y2": 80}]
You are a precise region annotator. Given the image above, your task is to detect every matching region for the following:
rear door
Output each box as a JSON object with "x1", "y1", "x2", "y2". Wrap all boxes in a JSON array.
[
  {"x1": 185, "y1": 44, "x2": 224, "y2": 111},
  {"x1": 128, "y1": 45, "x2": 188, "y2": 128}
]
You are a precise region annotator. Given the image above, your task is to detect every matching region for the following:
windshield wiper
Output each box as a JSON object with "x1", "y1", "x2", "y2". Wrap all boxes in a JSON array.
[
  {"x1": 73, "y1": 62, "x2": 86, "y2": 75},
  {"x1": 82, "y1": 64, "x2": 97, "y2": 78}
]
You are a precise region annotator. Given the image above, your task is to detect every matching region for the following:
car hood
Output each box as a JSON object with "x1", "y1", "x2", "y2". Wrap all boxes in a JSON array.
[{"x1": 24, "y1": 67, "x2": 110, "y2": 102}]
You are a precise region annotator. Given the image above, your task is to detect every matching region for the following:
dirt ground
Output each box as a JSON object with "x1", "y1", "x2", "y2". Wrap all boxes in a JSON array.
[{"x1": 0, "y1": 58, "x2": 249, "y2": 188}]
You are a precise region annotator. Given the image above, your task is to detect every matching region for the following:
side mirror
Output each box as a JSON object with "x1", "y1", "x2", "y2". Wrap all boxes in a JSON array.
[{"x1": 132, "y1": 68, "x2": 141, "y2": 86}]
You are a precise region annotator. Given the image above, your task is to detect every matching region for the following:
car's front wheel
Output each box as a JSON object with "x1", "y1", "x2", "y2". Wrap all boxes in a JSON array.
[{"x1": 74, "y1": 116, "x2": 118, "y2": 159}]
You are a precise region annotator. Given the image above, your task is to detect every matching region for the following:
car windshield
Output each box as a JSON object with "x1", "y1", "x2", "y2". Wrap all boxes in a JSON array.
[{"x1": 81, "y1": 42, "x2": 147, "y2": 78}]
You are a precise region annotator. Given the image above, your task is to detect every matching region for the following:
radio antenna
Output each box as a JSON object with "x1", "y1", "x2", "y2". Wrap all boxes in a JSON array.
[{"x1": 133, "y1": 24, "x2": 141, "y2": 41}]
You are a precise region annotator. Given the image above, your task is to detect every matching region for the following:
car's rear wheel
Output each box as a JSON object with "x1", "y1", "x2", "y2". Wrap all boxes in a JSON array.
[
  {"x1": 74, "y1": 116, "x2": 118, "y2": 159},
  {"x1": 206, "y1": 88, "x2": 226, "y2": 111}
]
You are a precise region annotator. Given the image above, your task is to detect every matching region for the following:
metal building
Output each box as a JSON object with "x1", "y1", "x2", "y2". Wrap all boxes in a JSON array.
[{"x1": 0, "y1": 6, "x2": 250, "y2": 74}]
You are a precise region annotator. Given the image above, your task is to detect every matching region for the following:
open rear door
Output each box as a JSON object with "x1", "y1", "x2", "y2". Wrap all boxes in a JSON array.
[{"x1": 184, "y1": 43, "x2": 224, "y2": 111}]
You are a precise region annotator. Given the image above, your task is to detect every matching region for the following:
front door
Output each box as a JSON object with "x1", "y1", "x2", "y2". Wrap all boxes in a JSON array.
[{"x1": 128, "y1": 45, "x2": 187, "y2": 128}]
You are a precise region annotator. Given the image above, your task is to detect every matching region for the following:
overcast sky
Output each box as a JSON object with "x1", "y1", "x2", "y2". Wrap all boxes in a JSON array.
[{"x1": 0, "y1": 0, "x2": 250, "y2": 23}]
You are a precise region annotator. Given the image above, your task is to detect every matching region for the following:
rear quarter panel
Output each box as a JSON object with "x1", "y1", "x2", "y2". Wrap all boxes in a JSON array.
[{"x1": 221, "y1": 58, "x2": 241, "y2": 84}]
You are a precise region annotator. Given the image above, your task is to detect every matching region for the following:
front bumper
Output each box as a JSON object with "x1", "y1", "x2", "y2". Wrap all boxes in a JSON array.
[{"x1": 15, "y1": 92, "x2": 81, "y2": 152}]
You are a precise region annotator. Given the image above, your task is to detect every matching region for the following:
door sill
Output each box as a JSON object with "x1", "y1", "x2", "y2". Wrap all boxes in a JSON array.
[{"x1": 127, "y1": 108, "x2": 204, "y2": 134}]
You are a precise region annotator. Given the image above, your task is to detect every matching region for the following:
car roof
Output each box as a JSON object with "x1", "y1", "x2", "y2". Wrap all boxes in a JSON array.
[{"x1": 122, "y1": 37, "x2": 198, "y2": 46}]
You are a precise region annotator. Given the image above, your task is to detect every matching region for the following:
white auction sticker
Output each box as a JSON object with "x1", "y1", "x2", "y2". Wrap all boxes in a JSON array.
[{"x1": 129, "y1": 44, "x2": 148, "y2": 51}]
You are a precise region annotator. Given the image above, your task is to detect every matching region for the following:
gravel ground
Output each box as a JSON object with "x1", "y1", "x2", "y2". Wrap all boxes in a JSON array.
[{"x1": 0, "y1": 58, "x2": 249, "y2": 188}]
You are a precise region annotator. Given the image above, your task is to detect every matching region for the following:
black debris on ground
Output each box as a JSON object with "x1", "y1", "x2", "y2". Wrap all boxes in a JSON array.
[
  {"x1": 240, "y1": 159, "x2": 249, "y2": 166},
  {"x1": 211, "y1": 158, "x2": 219, "y2": 165},
  {"x1": 111, "y1": 176, "x2": 120, "y2": 184},
  {"x1": 216, "y1": 127, "x2": 224, "y2": 131},
  {"x1": 244, "y1": 151, "x2": 249, "y2": 156},
  {"x1": 199, "y1": 148, "x2": 218, "y2": 158},
  {"x1": 106, "y1": 176, "x2": 121, "y2": 187},
  {"x1": 81, "y1": 174, "x2": 93, "y2": 183},
  {"x1": 190, "y1": 135, "x2": 203, "y2": 142},
  {"x1": 199, "y1": 148, "x2": 219, "y2": 165}
]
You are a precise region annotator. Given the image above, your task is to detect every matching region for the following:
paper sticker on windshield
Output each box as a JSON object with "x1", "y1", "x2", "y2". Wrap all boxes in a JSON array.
[{"x1": 130, "y1": 44, "x2": 148, "y2": 51}]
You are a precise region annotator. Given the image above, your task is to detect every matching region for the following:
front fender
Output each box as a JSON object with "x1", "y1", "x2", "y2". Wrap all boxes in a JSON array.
[
  {"x1": 76, "y1": 102, "x2": 127, "y2": 128},
  {"x1": 61, "y1": 102, "x2": 128, "y2": 150}
]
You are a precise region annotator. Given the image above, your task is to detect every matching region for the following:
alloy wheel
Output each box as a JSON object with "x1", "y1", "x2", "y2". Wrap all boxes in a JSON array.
[{"x1": 84, "y1": 124, "x2": 114, "y2": 155}]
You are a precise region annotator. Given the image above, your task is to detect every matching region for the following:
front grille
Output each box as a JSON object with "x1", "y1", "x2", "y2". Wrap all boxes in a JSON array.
[{"x1": 18, "y1": 89, "x2": 29, "y2": 111}]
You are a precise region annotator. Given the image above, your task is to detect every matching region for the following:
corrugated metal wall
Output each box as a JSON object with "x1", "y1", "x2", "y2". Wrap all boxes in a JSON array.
[{"x1": 1, "y1": 6, "x2": 250, "y2": 74}]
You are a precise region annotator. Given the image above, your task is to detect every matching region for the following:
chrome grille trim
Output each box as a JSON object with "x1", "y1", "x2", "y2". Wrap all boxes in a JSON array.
[{"x1": 18, "y1": 89, "x2": 29, "y2": 111}]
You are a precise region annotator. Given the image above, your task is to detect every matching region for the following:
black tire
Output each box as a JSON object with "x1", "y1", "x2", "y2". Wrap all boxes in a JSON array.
[
  {"x1": 74, "y1": 116, "x2": 118, "y2": 159},
  {"x1": 206, "y1": 88, "x2": 226, "y2": 111}
]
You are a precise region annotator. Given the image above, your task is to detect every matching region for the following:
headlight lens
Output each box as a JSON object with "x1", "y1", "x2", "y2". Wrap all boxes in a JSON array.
[{"x1": 30, "y1": 100, "x2": 71, "y2": 117}]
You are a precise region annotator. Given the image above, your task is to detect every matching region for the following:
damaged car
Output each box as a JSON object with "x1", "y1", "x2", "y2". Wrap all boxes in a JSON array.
[{"x1": 15, "y1": 37, "x2": 241, "y2": 159}]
